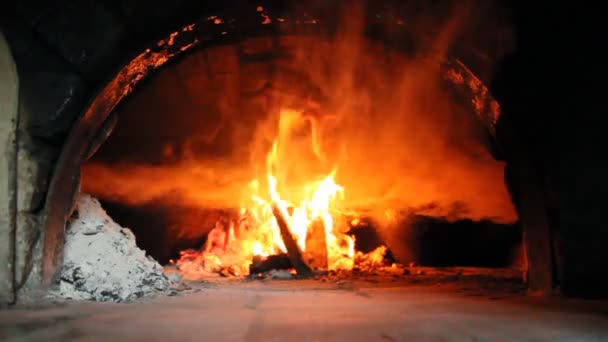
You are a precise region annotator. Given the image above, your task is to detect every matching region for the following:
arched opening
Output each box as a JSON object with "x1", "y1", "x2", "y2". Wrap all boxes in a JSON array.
[
  {"x1": 0, "y1": 0, "x2": 552, "y2": 303},
  {"x1": 68, "y1": 17, "x2": 520, "y2": 282}
]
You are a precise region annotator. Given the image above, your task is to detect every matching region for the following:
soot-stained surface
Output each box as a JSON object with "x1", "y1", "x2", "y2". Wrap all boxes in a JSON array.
[
  {"x1": 2, "y1": 268, "x2": 608, "y2": 341},
  {"x1": 0, "y1": 280, "x2": 608, "y2": 341}
]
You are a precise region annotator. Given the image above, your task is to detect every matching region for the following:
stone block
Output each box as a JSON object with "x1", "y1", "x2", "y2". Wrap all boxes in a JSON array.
[
  {"x1": 15, "y1": 0, "x2": 67, "y2": 26},
  {"x1": 239, "y1": 36, "x2": 275, "y2": 56},
  {"x1": 205, "y1": 45, "x2": 238, "y2": 75},
  {"x1": 35, "y1": 0, "x2": 124, "y2": 78},
  {"x1": 4, "y1": 23, "x2": 88, "y2": 143},
  {"x1": 17, "y1": 137, "x2": 58, "y2": 212},
  {"x1": 239, "y1": 63, "x2": 272, "y2": 93},
  {"x1": 2, "y1": 20, "x2": 70, "y2": 74},
  {"x1": 0, "y1": 31, "x2": 19, "y2": 305},
  {"x1": 19, "y1": 71, "x2": 87, "y2": 143},
  {"x1": 173, "y1": 50, "x2": 212, "y2": 107},
  {"x1": 15, "y1": 212, "x2": 41, "y2": 289}
]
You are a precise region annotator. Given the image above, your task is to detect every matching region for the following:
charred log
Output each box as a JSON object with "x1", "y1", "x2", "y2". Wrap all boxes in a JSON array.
[
  {"x1": 271, "y1": 204, "x2": 313, "y2": 277},
  {"x1": 249, "y1": 254, "x2": 292, "y2": 275}
]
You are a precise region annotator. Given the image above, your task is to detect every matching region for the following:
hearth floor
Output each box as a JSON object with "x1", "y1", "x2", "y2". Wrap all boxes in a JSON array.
[{"x1": 2, "y1": 272, "x2": 608, "y2": 341}]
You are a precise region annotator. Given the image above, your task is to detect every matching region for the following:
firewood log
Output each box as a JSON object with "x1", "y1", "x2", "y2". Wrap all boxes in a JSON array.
[
  {"x1": 249, "y1": 254, "x2": 293, "y2": 275},
  {"x1": 271, "y1": 204, "x2": 313, "y2": 277},
  {"x1": 305, "y1": 218, "x2": 328, "y2": 270}
]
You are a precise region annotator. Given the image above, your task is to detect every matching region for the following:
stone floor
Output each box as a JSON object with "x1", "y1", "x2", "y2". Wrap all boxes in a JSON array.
[{"x1": 2, "y1": 274, "x2": 608, "y2": 341}]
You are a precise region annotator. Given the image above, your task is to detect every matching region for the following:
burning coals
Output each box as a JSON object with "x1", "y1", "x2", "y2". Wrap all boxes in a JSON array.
[{"x1": 172, "y1": 207, "x2": 392, "y2": 281}]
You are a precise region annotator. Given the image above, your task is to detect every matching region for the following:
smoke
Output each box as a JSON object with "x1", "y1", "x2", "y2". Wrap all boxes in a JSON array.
[
  {"x1": 82, "y1": 160, "x2": 253, "y2": 210},
  {"x1": 82, "y1": 0, "x2": 516, "y2": 224}
]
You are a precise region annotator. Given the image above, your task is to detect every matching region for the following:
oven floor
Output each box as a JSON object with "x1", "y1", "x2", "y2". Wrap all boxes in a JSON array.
[{"x1": 2, "y1": 273, "x2": 608, "y2": 341}]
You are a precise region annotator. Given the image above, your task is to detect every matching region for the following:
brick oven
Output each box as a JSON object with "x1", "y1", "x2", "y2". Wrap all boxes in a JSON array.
[{"x1": 1, "y1": 1, "x2": 607, "y2": 340}]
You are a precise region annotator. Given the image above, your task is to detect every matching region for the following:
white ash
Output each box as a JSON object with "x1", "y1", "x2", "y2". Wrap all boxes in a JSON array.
[
  {"x1": 165, "y1": 271, "x2": 183, "y2": 284},
  {"x1": 268, "y1": 269, "x2": 293, "y2": 279},
  {"x1": 55, "y1": 194, "x2": 169, "y2": 302}
]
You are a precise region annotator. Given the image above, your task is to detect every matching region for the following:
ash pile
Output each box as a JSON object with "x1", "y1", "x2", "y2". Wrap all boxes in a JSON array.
[{"x1": 55, "y1": 194, "x2": 171, "y2": 302}]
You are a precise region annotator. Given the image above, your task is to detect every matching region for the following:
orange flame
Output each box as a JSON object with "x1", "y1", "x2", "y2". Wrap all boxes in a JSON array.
[
  {"x1": 82, "y1": 5, "x2": 517, "y2": 278},
  {"x1": 176, "y1": 108, "x2": 356, "y2": 275},
  {"x1": 246, "y1": 108, "x2": 355, "y2": 269}
]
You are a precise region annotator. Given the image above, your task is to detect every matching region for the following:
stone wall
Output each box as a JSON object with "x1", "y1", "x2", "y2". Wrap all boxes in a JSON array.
[
  {"x1": 491, "y1": 2, "x2": 607, "y2": 297},
  {"x1": 0, "y1": 31, "x2": 19, "y2": 306},
  {"x1": 2, "y1": 0, "x2": 217, "y2": 302}
]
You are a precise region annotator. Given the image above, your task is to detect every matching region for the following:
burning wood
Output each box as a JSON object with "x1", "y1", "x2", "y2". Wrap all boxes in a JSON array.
[
  {"x1": 249, "y1": 254, "x2": 292, "y2": 275},
  {"x1": 305, "y1": 218, "x2": 328, "y2": 270},
  {"x1": 174, "y1": 208, "x2": 395, "y2": 280},
  {"x1": 271, "y1": 204, "x2": 313, "y2": 277},
  {"x1": 174, "y1": 109, "x2": 364, "y2": 279}
]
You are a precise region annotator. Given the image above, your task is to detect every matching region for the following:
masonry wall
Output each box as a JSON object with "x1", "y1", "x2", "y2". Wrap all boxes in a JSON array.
[{"x1": 0, "y1": 31, "x2": 19, "y2": 306}]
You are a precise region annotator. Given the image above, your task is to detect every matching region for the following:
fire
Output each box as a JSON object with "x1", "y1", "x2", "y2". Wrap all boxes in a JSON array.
[
  {"x1": 264, "y1": 138, "x2": 354, "y2": 269},
  {"x1": 177, "y1": 109, "x2": 356, "y2": 277}
]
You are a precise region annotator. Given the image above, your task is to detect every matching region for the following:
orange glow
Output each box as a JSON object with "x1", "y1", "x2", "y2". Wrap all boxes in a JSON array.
[
  {"x1": 261, "y1": 14, "x2": 272, "y2": 25},
  {"x1": 174, "y1": 109, "x2": 357, "y2": 275},
  {"x1": 82, "y1": 4, "x2": 517, "y2": 278}
]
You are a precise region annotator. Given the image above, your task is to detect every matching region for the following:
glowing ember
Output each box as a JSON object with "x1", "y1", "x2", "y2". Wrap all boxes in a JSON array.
[
  {"x1": 177, "y1": 109, "x2": 360, "y2": 277},
  {"x1": 261, "y1": 13, "x2": 272, "y2": 25}
]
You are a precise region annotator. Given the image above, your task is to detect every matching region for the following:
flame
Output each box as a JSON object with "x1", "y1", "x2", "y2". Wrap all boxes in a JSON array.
[
  {"x1": 244, "y1": 108, "x2": 355, "y2": 269},
  {"x1": 177, "y1": 109, "x2": 357, "y2": 276},
  {"x1": 85, "y1": 5, "x2": 516, "y2": 278}
]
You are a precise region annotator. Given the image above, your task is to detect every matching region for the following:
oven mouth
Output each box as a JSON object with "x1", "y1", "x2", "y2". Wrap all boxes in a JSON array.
[
  {"x1": 2, "y1": 1, "x2": 524, "y2": 304},
  {"x1": 73, "y1": 24, "x2": 518, "y2": 283}
]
